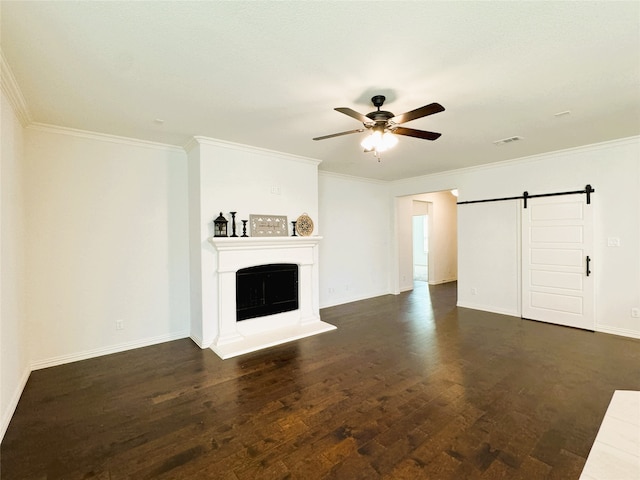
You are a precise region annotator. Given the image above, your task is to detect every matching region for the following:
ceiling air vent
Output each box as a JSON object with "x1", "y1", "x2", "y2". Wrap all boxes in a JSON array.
[{"x1": 493, "y1": 136, "x2": 523, "y2": 146}]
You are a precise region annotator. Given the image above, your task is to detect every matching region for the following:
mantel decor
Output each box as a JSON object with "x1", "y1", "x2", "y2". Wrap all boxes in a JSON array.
[
  {"x1": 296, "y1": 213, "x2": 314, "y2": 236},
  {"x1": 249, "y1": 214, "x2": 288, "y2": 237},
  {"x1": 213, "y1": 212, "x2": 228, "y2": 237},
  {"x1": 229, "y1": 211, "x2": 238, "y2": 237}
]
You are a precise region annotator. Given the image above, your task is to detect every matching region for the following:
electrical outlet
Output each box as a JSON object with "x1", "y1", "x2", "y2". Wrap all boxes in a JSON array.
[
  {"x1": 631, "y1": 308, "x2": 640, "y2": 318},
  {"x1": 471, "y1": 287, "x2": 478, "y2": 295},
  {"x1": 270, "y1": 186, "x2": 281, "y2": 195},
  {"x1": 607, "y1": 237, "x2": 621, "y2": 247},
  {"x1": 116, "y1": 319, "x2": 124, "y2": 330}
]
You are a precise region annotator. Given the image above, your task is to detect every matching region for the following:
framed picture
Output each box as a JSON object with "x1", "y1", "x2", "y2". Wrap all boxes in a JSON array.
[{"x1": 249, "y1": 214, "x2": 288, "y2": 237}]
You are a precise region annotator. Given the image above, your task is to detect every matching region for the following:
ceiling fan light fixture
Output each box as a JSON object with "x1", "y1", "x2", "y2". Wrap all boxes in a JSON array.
[
  {"x1": 382, "y1": 131, "x2": 398, "y2": 149},
  {"x1": 360, "y1": 130, "x2": 398, "y2": 153},
  {"x1": 360, "y1": 131, "x2": 378, "y2": 151}
]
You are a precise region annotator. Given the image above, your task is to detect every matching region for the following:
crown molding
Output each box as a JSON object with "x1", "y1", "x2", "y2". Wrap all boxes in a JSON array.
[
  {"x1": 0, "y1": 51, "x2": 32, "y2": 126},
  {"x1": 28, "y1": 123, "x2": 186, "y2": 153},
  {"x1": 390, "y1": 135, "x2": 640, "y2": 188},
  {"x1": 318, "y1": 169, "x2": 389, "y2": 186},
  {"x1": 186, "y1": 136, "x2": 322, "y2": 167}
]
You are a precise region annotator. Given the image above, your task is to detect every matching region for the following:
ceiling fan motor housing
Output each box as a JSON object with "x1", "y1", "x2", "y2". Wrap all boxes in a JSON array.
[
  {"x1": 366, "y1": 95, "x2": 394, "y2": 126},
  {"x1": 366, "y1": 111, "x2": 394, "y2": 124}
]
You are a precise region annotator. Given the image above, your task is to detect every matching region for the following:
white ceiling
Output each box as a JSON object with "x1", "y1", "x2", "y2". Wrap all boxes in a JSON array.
[{"x1": 2, "y1": 1, "x2": 639, "y2": 181}]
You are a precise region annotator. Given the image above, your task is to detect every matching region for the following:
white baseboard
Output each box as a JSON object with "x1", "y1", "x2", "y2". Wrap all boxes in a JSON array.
[
  {"x1": 595, "y1": 325, "x2": 640, "y2": 340},
  {"x1": 1, "y1": 366, "x2": 30, "y2": 442},
  {"x1": 456, "y1": 301, "x2": 520, "y2": 318},
  {"x1": 428, "y1": 277, "x2": 458, "y2": 285},
  {"x1": 189, "y1": 333, "x2": 205, "y2": 348},
  {"x1": 320, "y1": 289, "x2": 391, "y2": 309},
  {"x1": 30, "y1": 330, "x2": 190, "y2": 371}
]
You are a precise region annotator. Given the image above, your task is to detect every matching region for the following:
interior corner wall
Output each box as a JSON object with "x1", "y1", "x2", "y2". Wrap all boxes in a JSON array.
[
  {"x1": 23, "y1": 127, "x2": 191, "y2": 369},
  {"x1": 186, "y1": 143, "x2": 204, "y2": 347},
  {"x1": 318, "y1": 172, "x2": 391, "y2": 307},
  {"x1": 0, "y1": 89, "x2": 29, "y2": 441},
  {"x1": 192, "y1": 138, "x2": 320, "y2": 347},
  {"x1": 389, "y1": 136, "x2": 640, "y2": 338},
  {"x1": 395, "y1": 195, "x2": 415, "y2": 293}
]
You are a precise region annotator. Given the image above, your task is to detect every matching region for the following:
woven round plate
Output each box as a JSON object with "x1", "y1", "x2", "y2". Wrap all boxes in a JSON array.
[{"x1": 296, "y1": 213, "x2": 314, "y2": 236}]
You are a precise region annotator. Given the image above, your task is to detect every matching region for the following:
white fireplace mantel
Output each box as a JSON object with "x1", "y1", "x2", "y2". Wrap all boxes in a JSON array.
[{"x1": 207, "y1": 236, "x2": 336, "y2": 359}]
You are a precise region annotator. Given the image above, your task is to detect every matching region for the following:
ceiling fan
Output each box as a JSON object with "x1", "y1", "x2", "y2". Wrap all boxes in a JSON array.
[{"x1": 313, "y1": 95, "x2": 445, "y2": 155}]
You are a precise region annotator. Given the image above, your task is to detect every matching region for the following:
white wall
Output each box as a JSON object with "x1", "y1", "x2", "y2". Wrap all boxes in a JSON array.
[
  {"x1": 457, "y1": 200, "x2": 520, "y2": 316},
  {"x1": 24, "y1": 126, "x2": 191, "y2": 368},
  {"x1": 186, "y1": 141, "x2": 204, "y2": 346},
  {"x1": 390, "y1": 137, "x2": 640, "y2": 338},
  {"x1": 395, "y1": 195, "x2": 417, "y2": 292},
  {"x1": 188, "y1": 137, "x2": 321, "y2": 347},
  {"x1": 318, "y1": 172, "x2": 391, "y2": 307},
  {"x1": 0, "y1": 88, "x2": 29, "y2": 440}
]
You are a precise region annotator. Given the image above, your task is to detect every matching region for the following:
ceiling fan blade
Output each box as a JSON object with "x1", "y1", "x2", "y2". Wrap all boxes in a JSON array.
[
  {"x1": 313, "y1": 128, "x2": 365, "y2": 141},
  {"x1": 393, "y1": 127, "x2": 442, "y2": 141},
  {"x1": 390, "y1": 102, "x2": 445, "y2": 124},
  {"x1": 335, "y1": 107, "x2": 372, "y2": 124}
]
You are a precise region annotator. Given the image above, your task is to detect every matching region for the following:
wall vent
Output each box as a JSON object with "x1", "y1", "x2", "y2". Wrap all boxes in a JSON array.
[{"x1": 493, "y1": 136, "x2": 523, "y2": 145}]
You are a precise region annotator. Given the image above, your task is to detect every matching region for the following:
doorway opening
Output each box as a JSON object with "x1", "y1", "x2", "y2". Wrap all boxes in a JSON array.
[{"x1": 395, "y1": 190, "x2": 458, "y2": 294}]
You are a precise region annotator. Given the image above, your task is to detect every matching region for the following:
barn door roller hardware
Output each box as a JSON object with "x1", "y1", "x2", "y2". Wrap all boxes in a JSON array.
[
  {"x1": 457, "y1": 184, "x2": 595, "y2": 208},
  {"x1": 522, "y1": 184, "x2": 594, "y2": 208}
]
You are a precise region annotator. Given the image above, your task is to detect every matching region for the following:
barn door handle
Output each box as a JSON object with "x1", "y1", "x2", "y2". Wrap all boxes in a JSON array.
[{"x1": 586, "y1": 256, "x2": 591, "y2": 276}]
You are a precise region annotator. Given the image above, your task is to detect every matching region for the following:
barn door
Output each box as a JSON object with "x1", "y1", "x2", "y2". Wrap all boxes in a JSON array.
[{"x1": 521, "y1": 196, "x2": 595, "y2": 330}]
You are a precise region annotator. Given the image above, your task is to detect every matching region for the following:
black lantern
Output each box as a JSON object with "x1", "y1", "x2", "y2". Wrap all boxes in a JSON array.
[{"x1": 214, "y1": 212, "x2": 228, "y2": 237}]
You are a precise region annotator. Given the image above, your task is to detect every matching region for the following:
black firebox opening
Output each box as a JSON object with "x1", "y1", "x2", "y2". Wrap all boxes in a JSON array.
[{"x1": 236, "y1": 263, "x2": 299, "y2": 321}]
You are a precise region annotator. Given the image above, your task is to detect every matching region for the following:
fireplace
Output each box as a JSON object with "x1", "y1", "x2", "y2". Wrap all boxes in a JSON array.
[
  {"x1": 236, "y1": 263, "x2": 299, "y2": 321},
  {"x1": 208, "y1": 236, "x2": 336, "y2": 359}
]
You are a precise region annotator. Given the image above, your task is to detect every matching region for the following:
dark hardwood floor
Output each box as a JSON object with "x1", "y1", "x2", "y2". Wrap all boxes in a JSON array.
[{"x1": 2, "y1": 282, "x2": 640, "y2": 479}]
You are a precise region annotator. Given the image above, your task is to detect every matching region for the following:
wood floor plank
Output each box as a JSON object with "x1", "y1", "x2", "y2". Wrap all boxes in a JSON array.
[{"x1": 2, "y1": 281, "x2": 640, "y2": 479}]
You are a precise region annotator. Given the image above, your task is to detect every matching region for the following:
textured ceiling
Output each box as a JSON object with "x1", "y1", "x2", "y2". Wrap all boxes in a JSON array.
[{"x1": 2, "y1": 1, "x2": 639, "y2": 181}]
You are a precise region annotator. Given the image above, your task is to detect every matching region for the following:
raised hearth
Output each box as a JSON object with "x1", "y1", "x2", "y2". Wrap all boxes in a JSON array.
[{"x1": 208, "y1": 236, "x2": 336, "y2": 359}]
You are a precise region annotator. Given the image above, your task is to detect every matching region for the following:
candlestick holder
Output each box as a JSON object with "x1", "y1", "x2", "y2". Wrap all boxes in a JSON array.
[
  {"x1": 241, "y1": 220, "x2": 248, "y2": 237},
  {"x1": 230, "y1": 211, "x2": 238, "y2": 237},
  {"x1": 291, "y1": 221, "x2": 297, "y2": 237}
]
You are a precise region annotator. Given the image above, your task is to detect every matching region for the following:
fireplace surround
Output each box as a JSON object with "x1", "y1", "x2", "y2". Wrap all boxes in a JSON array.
[{"x1": 208, "y1": 236, "x2": 336, "y2": 359}]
